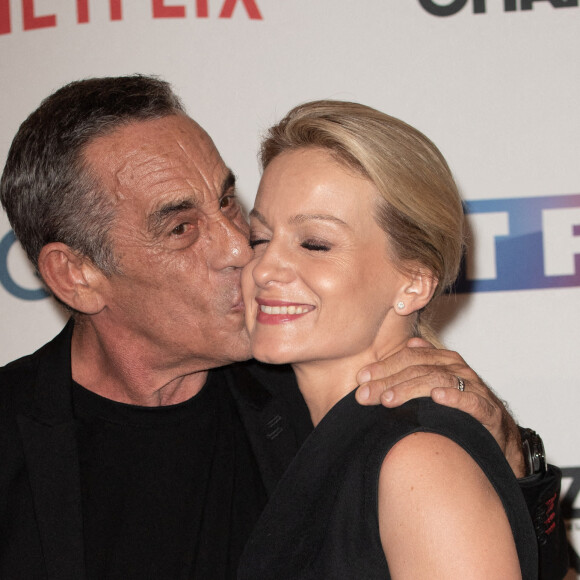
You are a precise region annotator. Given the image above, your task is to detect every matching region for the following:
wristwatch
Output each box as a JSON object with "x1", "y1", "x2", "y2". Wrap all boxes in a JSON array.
[{"x1": 519, "y1": 427, "x2": 547, "y2": 477}]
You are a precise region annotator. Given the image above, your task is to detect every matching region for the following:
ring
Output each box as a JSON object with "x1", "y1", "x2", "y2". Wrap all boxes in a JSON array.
[{"x1": 456, "y1": 376, "x2": 465, "y2": 392}]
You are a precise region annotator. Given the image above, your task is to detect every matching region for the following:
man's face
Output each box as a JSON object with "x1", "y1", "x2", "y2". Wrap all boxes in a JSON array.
[{"x1": 83, "y1": 114, "x2": 252, "y2": 372}]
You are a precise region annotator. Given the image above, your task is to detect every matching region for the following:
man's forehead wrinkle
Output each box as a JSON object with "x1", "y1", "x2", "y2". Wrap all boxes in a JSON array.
[
  {"x1": 109, "y1": 150, "x2": 153, "y2": 200},
  {"x1": 114, "y1": 150, "x2": 199, "y2": 205},
  {"x1": 88, "y1": 115, "x2": 230, "y2": 214},
  {"x1": 173, "y1": 121, "x2": 231, "y2": 182}
]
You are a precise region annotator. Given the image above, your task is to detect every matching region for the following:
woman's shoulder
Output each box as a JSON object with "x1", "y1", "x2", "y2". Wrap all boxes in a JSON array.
[
  {"x1": 363, "y1": 397, "x2": 517, "y2": 505},
  {"x1": 377, "y1": 429, "x2": 527, "y2": 579},
  {"x1": 366, "y1": 398, "x2": 538, "y2": 579},
  {"x1": 366, "y1": 396, "x2": 501, "y2": 461}
]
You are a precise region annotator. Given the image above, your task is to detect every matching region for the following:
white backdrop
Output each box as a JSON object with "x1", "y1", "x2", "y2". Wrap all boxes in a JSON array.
[{"x1": 1, "y1": 0, "x2": 578, "y2": 574}]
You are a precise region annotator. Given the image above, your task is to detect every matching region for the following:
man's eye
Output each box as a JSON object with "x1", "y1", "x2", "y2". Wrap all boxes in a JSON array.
[
  {"x1": 172, "y1": 223, "x2": 190, "y2": 236},
  {"x1": 220, "y1": 195, "x2": 236, "y2": 210},
  {"x1": 249, "y1": 239, "x2": 268, "y2": 249},
  {"x1": 301, "y1": 240, "x2": 330, "y2": 252}
]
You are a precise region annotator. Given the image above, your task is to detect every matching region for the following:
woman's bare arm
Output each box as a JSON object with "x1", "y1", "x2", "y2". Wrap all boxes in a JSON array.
[{"x1": 378, "y1": 432, "x2": 522, "y2": 579}]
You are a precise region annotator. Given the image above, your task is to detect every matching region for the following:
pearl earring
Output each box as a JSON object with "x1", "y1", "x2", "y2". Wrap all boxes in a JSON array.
[{"x1": 397, "y1": 301, "x2": 405, "y2": 310}]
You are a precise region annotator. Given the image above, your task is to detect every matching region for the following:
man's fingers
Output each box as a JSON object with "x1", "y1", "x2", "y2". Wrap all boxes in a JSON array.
[
  {"x1": 357, "y1": 366, "x2": 469, "y2": 406},
  {"x1": 431, "y1": 387, "x2": 497, "y2": 427},
  {"x1": 405, "y1": 337, "x2": 434, "y2": 349},
  {"x1": 356, "y1": 377, "x2": 432, "y2": 406},
  {"x1": 354, "y1": 343, "x2": 525, "y2": 475},
  {"x1": 357, "y1": 360, "x2": 480, "y2": 402},
  {"x1": 356, "y1": 346, "x2": 468, "y2": 386}
]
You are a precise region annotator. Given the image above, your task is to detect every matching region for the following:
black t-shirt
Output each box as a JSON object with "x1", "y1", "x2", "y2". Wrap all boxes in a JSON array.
[{"x1": 73, "y1": 367, "x2": 267, "y2": 579}]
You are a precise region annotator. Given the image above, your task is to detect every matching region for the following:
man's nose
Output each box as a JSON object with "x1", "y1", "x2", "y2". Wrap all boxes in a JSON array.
[{"x1": 210, "y1": 215, "x2": 252, "y2": 269}]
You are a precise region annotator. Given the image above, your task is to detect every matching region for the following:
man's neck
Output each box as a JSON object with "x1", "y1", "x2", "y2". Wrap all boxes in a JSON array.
[{"x1": 70, "y1": 318, "x2": 212, "y2": 407}]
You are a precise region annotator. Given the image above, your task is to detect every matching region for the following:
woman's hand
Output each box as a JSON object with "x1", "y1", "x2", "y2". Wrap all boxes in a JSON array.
[{"x1": 355, "y1": 337, "x2": 525, "y2": 478}]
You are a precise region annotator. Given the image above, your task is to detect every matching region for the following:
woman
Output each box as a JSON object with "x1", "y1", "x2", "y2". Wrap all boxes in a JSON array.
[{"x1": 238, "y1": 100, "x2": 537, "y2": 579}]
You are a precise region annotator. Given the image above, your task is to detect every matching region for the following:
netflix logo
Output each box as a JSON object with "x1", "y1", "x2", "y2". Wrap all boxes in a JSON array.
[{"x1": 0, "y1": 0, "x2": 263, "y2": 35}]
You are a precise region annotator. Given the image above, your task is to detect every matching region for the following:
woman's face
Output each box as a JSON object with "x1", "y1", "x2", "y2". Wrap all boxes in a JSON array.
[{"x1": 242, "y1": 147, "x2": 411, "y2": 366}]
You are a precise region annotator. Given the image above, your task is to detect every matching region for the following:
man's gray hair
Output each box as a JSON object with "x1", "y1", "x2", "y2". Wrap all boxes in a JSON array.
[{"x1": 0, "y1": 75, "x2": 185, "y2": 275}]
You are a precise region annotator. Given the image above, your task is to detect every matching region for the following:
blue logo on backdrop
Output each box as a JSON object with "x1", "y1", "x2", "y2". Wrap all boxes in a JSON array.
[
  {"x1": 1, "y1": 193, "x2": 579, "y2": 300},
  {"x1": 455, "y1": 193, "x2": 580, "y2": 293},
  {"x1": 0, "y1": 231, "x2": 49, "y2": 300}
]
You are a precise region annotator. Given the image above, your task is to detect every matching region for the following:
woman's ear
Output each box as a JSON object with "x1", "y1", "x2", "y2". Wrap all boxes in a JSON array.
[
  {"x1": 394, "y1": 268, "x2": 438, "y2": 315},
  {"x1": 38, "y1": 242, "x2": 107, "y2": 314}
]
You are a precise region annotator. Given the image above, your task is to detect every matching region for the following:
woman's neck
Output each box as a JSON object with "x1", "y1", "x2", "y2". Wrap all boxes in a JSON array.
[{"x1": 292, "y1": 336, "x2": 410, "y2": 427}]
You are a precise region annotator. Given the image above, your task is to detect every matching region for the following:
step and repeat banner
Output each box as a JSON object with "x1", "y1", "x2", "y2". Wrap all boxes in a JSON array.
[{"x1": 1, "y1": 0, "x2": 579, "y2": 574}]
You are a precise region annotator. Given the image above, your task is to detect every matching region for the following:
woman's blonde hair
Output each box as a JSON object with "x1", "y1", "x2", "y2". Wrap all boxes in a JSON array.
[{"x1": 260, "y1": 100, "x2": 465, "y2": 343}]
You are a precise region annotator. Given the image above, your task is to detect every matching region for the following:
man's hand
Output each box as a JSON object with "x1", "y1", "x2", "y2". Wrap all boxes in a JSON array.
[{"x1": 355, "y1": 338, "x2": 525, "y2": 478}]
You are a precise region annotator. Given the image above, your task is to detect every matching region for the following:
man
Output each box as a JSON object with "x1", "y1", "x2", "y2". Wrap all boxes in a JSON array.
[{"x1": 0, "y1": 76, "x2": 567, "y2": 578}]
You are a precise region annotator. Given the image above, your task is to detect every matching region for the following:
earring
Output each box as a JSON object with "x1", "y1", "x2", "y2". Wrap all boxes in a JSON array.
[{"x1": 397, "y1": 301, "x2": 405, "y2": 310}]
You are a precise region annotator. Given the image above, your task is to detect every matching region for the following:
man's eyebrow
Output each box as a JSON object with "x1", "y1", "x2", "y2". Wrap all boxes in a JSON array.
[
  {"x1": 147, "y1": 173, "x2": 236, "y2": 233},
  {"x1": 220, "y1": 171, "x2": 236, "y2": 199},
  {"x1": 148, "y1": 199, "x2": 197, "y2": 232}
]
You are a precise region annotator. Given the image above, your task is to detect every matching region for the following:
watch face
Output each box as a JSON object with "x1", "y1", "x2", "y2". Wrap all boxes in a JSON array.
[
  {"x1": 531, "y1": 435, "x2": 547, "y2": 473},
  {"x1": 522, "y1": 429, "x2": 547, "y2": 476}
]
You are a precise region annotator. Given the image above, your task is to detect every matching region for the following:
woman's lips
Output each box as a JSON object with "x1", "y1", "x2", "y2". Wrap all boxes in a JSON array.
[{"x1": 255, "y1": 300, "x2": 315, "y2": 325}]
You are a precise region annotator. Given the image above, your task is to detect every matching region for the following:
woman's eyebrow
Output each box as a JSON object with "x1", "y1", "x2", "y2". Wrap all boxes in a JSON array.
[
  {"x1": 249, "y1": 209, "x2": 348, "y2": 228},
  {"x1": 289, "y1": 213, "x2": 348, "y2": 227}
]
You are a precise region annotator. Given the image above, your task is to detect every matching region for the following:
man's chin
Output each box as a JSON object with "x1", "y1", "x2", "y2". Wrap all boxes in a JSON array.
[{"x1": 222, "y1": 333, "x2": 252, "y2": 363}]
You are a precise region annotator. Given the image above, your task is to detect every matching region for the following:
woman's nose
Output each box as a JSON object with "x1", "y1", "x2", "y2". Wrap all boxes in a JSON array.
[{"x1": 251, "y1": 242, "x2": 294, "y2": 288}]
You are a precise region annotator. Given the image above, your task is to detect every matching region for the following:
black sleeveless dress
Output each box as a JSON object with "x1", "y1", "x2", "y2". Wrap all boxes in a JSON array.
[{"x1": 238, "y1": 394, "x2": 538, "y2": 579}]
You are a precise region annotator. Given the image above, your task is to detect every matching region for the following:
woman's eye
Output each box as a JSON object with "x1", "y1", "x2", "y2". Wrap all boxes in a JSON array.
[
  {"x1": 301, "y1": 240, "x2": 330, "y2": 252},
  {"x1": 249, "y1": 238, "x2": 268, "y2": 249}
]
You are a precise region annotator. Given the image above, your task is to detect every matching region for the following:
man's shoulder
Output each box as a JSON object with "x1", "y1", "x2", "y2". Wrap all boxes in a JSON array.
[
  {"x1": 0, "y1": 349, "x2": 41, "y2": 427},
  {"x1": 0, "y1": 345, "x2": 43, "y2": 392},
  {"x1": 0, "y1": 322, "x2": 73, "y2": 412},
  {"x1": 1, "y1": 330, "x2": 63, "y2": 377}
]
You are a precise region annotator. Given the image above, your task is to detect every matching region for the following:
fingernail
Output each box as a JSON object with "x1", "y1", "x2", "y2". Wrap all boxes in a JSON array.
[
  {"x1": 358, "y1": 385, "x2": 370, "y2": 401},
  {"x1": 358, "y1": 370, "x2": 371, "y2": 384},
  {"x1": 383, "y1": 390, "x2": 394, "y2": 403}
]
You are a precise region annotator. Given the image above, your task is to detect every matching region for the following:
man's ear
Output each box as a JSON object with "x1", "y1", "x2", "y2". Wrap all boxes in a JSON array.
[
  {"x1": 395, "y1": 268, "x2": 438, "y2": 315},
  {"x1": 38, "y1": 243, "x2": 107, "y2": 315}
]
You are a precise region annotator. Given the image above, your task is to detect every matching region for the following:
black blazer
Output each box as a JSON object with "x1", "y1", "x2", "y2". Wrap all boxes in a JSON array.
[
  {"x1": 0, "y1": 322, "x2": 568, "y2": 579},
  {"x1": 0, "y1": 321, "x2": 311, "y2": 579}
]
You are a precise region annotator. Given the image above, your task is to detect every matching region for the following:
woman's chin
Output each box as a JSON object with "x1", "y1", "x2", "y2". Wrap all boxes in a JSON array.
[{"x1": 250, "y1": 343, "x2": 297, "y2": 366}]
